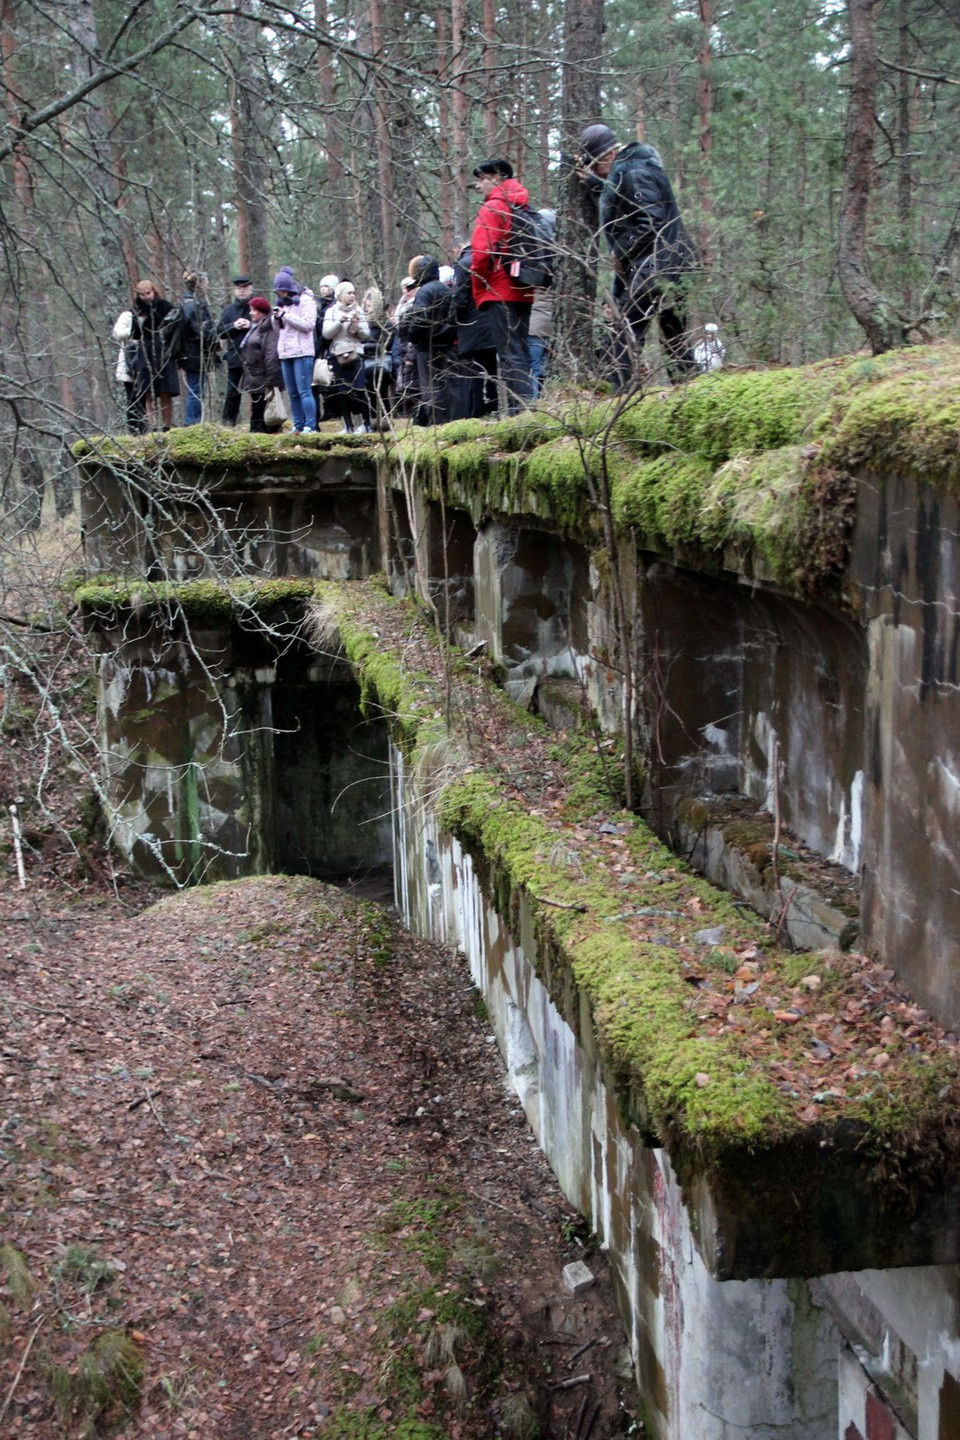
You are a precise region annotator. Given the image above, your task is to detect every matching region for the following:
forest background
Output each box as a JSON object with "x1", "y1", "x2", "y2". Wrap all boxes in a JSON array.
[{"x1": 1, "y1": 0, "x2": 959, "y2": 500}]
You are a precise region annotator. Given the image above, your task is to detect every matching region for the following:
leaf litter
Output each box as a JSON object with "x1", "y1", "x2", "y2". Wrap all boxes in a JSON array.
[{"x1": 0, "y1": 874, "x2": 638, "y2": 1438}]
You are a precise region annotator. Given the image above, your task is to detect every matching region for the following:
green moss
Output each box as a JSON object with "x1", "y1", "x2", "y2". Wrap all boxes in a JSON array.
[
  {"x1": 821, "y1": 365, "x2": 960, "y2": 488},
  {"x1": 77, "y1": 345, "x2": 960, "y2": 604},
  {"x1": 277, "y1": 587, "x2": 952, "y2": 1180},
  {"x1": 553, "y1": 735, "x2": 627, "y2": 817},
  {"x1": 435, "y1": 768, "x2": 790, "y2": 1157},
  {"x1": 442, "y1": 439, "x2": 495, "y2": 488},
  {"x1": 393, "y1": 345, "x2": 960, "y2": 594},
  {"x1": 0, "y1": 1243, "x2": 35, "y2": 1308},
  {"x1": 321, "y1": 1412, "x2": 448, "y2": 1440},
  {"x1": 75, "y1": 576, "x2": 319, "y2": 623},
  {"x1": 611, "y1": 365, "x2": 835, "y2": 466},
  {"x1": 72, "y1": 425, "x2": 380, "y2": 472},
  {"x1": 520, "y1": 436, "x2": 602, "y2": 531},
  {"x1": 45, "y1": 1329, "x2": 144, "y2": 1437},
  {"x1": 612, "y1": 452, "x2": 717, "y2": 547}
]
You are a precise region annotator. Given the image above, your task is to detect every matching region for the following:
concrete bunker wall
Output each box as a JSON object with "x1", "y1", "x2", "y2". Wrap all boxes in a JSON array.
[
  {"x1": 391, "y1": 740, "x2": 960, "y2": 1440},
  {"x1": 80, "y1": 451, "x2": 379, "y2": 581},
  {"x1": 851, "y1": 470, "x2": 960, "y2": 1028},
  {"x1": 76, "y1": 397, "x2": 960, "y2": 1439},
  {"x1": 384, "y1": 491, "x2": 864, "y2": 956},
  {"x1": 93, "y1": 617, "x2": 392, "y2": 886}
]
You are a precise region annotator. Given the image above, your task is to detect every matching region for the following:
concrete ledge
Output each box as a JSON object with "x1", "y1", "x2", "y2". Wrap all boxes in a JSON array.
[
  {"x1": 324, "y1": 582, "x2": 960, "y2": 1280},
  {"x1": 675, "y1": 795, "x2": 860, "y2": 953}
]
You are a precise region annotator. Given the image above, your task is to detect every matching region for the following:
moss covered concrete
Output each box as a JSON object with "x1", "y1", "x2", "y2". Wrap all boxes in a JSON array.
[
  {"x1": 383, "y1": 343, "x2": 960, "y2": 595},
  {"x1": 319, "y1": 584, "x2": 960, "y2": 1211},
  {"x1": 317, "y1": 583, "x2": 451, "y2": 755},
  {"x1": 76, "y1": 346, "x2": 960, "y2": 594},
  {"x1": 72, "y1": 424, "x2": 376, "y2": 482},
  {"x1": 76, "y1": 576, "x2": 320, "y2": 624}
]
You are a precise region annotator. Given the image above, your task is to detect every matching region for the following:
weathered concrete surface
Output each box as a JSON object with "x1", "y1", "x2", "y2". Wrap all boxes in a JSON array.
[
  {"x1": 78, "y1": 442, "x2": 379, "y2": 581},
  {"x1": 850, "y1": 471, "x2": 960, "y2": 1027},
  {"x1": 387, "y1": 489, "x2": 867, "y2": 982},
  {"x1": 675, "y1": 795, "x2": 860, "y2": 951},
  {"x1": 391, "y1": 744, "x2": 838, "y2": 1440},
  {"x1": 814, "y1": 1266, "x2": 960, "y2": 1440},
  {"x1": 91, "y1": 615, "x2": 391, "y2": 885},
  {"x1": 77, "y1": 349, "x2": 960, "y2": 1437}
]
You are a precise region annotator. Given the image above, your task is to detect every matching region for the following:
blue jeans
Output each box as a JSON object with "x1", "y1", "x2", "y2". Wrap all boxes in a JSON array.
[
  {"x1": 280, "y1": 356, "x2": 317, "y2": 431},
  {"x1": 183, "y1": 370, "x2": 206, "y2": 425},
  {"x1": 529, "y1": 336, "x2": 549, "y2": 398}
]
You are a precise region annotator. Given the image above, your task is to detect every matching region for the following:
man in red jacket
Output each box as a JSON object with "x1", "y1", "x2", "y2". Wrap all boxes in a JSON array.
[{"x1": 470, "y1": 157, "x2": 534, "y2": 414}]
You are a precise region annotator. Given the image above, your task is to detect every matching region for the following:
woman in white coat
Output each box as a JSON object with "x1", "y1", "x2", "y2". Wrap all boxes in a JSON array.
[
  {"x1": 321, "y1": 281, "x2": 373, "y2": 433},
  {"x1": 112, "y1": 309, "x2": 145, "y2": 433}
]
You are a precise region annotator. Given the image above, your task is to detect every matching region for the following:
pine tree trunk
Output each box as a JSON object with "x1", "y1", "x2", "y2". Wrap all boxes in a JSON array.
[
  {"x1": 697, "y1": 0, "x2": 714, "y2": 264},
  {"x1": 554, "y1": 0, "x2": 604, "y2": 369},
  {"x1": 63, "y1": 0, "x2": 131, "y2": 331},
  {"x1": 838, "y1": 0, "x2": 904, "y2": 353},
  {"x1": 450, "y1": 0, "x2": 470, "y2": 240},
  {"x1": 227, "y1": 3, "x2": 270, "y2": 289},
  {"x1": 482, "y1": 0, "x2": 497, "y2": 152}
]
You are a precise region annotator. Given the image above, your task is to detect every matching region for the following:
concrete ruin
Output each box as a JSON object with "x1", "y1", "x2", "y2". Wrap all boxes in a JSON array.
[{"x1": 75, "y1": 344, "x2": 960, "y2": 1438}]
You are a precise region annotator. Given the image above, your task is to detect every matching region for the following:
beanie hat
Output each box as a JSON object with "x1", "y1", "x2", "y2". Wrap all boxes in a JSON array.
[
  {"x1": 580, "y1": 124, "x2": 618, "y2": 165},
  {"x1": 250, "y1": 296, "x2": 271, "y2": 314},
  {"x1": 319, "y1": 274, "x2": 340, "y2": 291},
  {"x1": 335, "y1": 280, "x2": 356, "y2": 303},
  {"x1": 473, "y1": 156, "x2": 513, "y2": 179},
  {"x1": 273, "y1": 266, "x2": 299, "y2": 294},
  {"x1": 410, "y1": 254, "x2": 439, "y2": 286}
]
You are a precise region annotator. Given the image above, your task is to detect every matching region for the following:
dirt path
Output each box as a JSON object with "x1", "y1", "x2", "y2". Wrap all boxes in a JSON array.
[{"x1": 0, "y1": 873, "x2": 639, "y2": 1439}]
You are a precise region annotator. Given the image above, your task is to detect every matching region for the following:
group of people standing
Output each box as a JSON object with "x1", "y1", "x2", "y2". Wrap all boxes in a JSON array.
[
  {"x1": 113, "y1": 125, "x2": 711, "y2": 435},
  {"x1": 114, "y1": 271, "x2": 227, "y2": 433}
]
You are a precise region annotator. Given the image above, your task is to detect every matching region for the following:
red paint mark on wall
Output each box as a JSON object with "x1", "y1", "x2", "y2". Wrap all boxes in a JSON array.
[
  {"x1": 845, "y1": 1426, "x2": 865, "y2": 1440},
  {"x1": 865, "y1": 1391, "x2": 897, "y2": 1440}
]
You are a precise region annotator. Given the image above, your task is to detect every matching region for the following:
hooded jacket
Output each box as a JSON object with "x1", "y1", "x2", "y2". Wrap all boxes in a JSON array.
[
  {"x1": 598, "y1": 143, "x2": 696, "y2": 276},
  {"x1": 275, "y1": 288, "x2": 317, "y2": 360},
  {"x1": 470, "y1": 177, "x2": 535, "y2": 307},
  {"x1": 180, "y1": 291, "x2": 216, "y2": 372},
  {"x1": 400, "y1": 256, "x2": 456, "y2": 349},
  {"x1": 218, "y1": 297, "x2": 253, "y2": 368}
]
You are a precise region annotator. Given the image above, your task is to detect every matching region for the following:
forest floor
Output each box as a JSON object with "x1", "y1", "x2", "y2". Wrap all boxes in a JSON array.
[{"x1": 0, "y1": 514, "x2": 641, "y2": 1439}]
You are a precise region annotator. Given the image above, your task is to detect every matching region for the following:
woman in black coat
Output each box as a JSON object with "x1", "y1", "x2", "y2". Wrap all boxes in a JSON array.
[
  {"x1": 130, "y1": 279, "x2": 180, "y2": 430},
  {"x1": 239, "y1": 298, "x2": 284, "y2": 432}
]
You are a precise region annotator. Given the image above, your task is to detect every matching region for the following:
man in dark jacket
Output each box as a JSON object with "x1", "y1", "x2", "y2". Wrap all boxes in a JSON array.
[
  {"x1": 470, "y1": 157, "x2": 535, "y2": 414},
  {"x1": 579, "y1": 124, "x2": 697, "y2": 387},
  {"x1": 399, "y1": 254, "x2": 456, "y2": 425},
  {"x1": 449, "y1": 240, "x2": 498, "y2": 420},
  {"x1": 180, "y1": 271, "x2": 217, "y2": 425},
  {"x1": 217, "y1": 275, "x2": 253, "y2": 424}
]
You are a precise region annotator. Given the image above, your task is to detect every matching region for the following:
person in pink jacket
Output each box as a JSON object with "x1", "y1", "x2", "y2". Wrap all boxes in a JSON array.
[
  {"x1": 273, "y1": 267, "x2": 317, "y2": 432},
  {"x1": 470, "y1": 157, "x2": 535, "y2": 413}
]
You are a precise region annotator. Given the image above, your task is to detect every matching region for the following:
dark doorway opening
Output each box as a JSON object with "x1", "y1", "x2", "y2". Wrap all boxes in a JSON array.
[{"x1": 270, "y1": 657, "x2": 394, "y2": 901}]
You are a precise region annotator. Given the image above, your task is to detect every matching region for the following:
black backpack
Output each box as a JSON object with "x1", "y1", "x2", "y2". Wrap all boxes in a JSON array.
[
  {"x1": 405, "y1": 281, "x2": 456, "y2": 347},
  {"x1": 504, "y1": 204, "x2": 555, "y2": 289},
  {"x1": 157, "y1": 303, "x2": 188, "y2": 364}
]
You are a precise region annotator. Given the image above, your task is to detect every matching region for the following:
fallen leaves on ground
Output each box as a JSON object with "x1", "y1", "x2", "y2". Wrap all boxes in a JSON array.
[{"x1": 0, "y1": 876, "x2": 637, "y2": 1437}]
